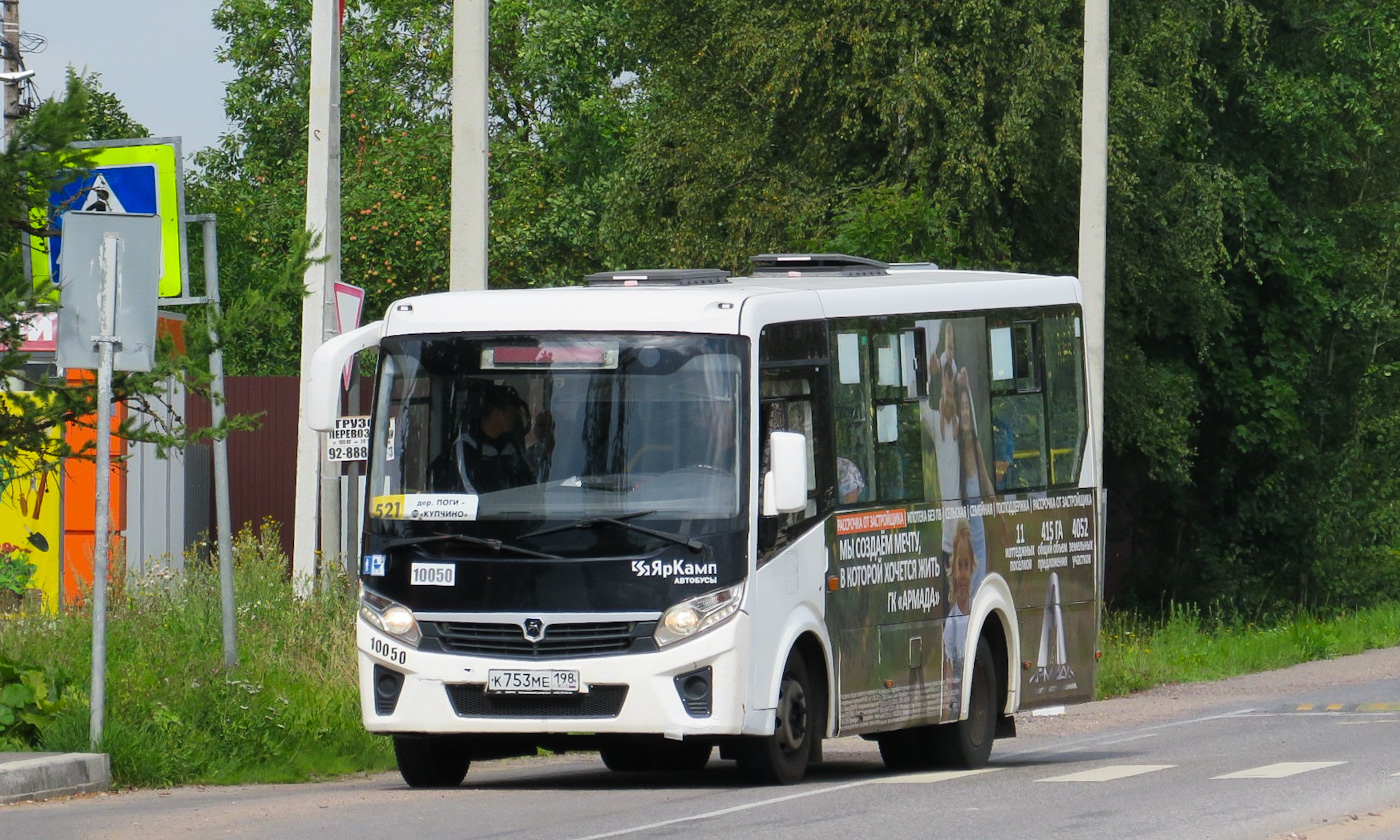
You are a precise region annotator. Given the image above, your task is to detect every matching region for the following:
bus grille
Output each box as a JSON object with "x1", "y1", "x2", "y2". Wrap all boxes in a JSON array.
[
  {"x1": 429, "y1": 620, "x2": 645, "y2": 658},
  {"x1": 445, "y1": 684, "x2": 629, "y2": 718}
]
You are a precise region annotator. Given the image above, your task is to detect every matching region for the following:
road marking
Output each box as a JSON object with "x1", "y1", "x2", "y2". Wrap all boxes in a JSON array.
[
  {"x1": 1213, "y1": 761, "x2": 1345, "y2": 779},
  {"x1": 1038, "y1": 764, "x2": 1176, "y2": 782},
  {"x1": 875, "y1": 768, "x2": 999, "y2": 784},
  {"x1": 569, "y1": 779, "x2": 873, "y2": 839}
]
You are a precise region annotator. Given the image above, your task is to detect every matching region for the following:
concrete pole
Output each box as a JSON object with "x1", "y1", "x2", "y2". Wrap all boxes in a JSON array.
[
  {"x1": 89, "y1": 233, "x2": 120, "y2": 749},
  {"x1": 1079, "y1": 0, "x2": 1109, "y2": 490},
  {"x1": 2, "y1": 0, "x2": 22, "y2": 146},
  {"x1": 293, "y1": 0, "x2": 343, "y2": 593},
  {"x1": 450, "y1": 0, "x2": 489, "y2": 291},
  {"x1": 196, "y1": 215, "x2": 238, "y2": 668}
]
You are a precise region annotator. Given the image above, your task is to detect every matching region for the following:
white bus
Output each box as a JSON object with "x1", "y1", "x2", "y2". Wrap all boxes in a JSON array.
[{"x1": 309, "y1": 254, "x2": 1101, "y2": 787}]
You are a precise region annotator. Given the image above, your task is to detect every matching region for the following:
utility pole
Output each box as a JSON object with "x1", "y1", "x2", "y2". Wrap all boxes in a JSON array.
[
  {"x1": 2, "y1": 0, "x2": 21, "y2": 143},
  {"x1": 450, "y1": 0, "x2": 489, "y2": 291},
  {"x1": 1079, "y1": 0, "x2": 1108, "y2": 489},
  {"x1": 293, "y1": 0, "x2": 343, "y2": 592}
]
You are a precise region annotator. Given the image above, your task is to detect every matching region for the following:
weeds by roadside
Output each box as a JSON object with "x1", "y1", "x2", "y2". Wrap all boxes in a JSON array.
[
  {"x1": 4, "y1": 519, "x2": 1400, "y2": 787},
  {"x1": 0, "y1": 521, "x2": 392, "y2": 787},
  {"x1": 1097, "y1": 601, "x2": 1400, "y2": 698}
]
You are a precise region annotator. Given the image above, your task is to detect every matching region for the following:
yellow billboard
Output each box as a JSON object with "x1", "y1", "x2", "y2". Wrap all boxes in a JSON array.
[{"x1": 0, "y1": 399, "x2": 62, "y2": 614}]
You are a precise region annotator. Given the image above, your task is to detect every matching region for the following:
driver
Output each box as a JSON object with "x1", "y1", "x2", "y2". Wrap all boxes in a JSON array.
[{"x1": 434, "y1": 384, "x2": 535, "y2": 493}]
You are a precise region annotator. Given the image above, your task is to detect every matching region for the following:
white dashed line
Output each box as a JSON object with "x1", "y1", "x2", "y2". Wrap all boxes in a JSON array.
[
  {"x1": 1037, "y1": 764, "x2": 1176, "y2": 782},
  {"x1": 1212, "y1": 761, "x2": 1346, "y2": 779}
]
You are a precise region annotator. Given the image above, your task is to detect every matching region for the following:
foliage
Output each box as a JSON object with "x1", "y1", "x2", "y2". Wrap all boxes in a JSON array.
[
  {"x1": 0, "y1": 655, "x2": 70, "y2": 750},
  {"x1": 1096, "y1": 600, "x2": 1400, "y2": 699},
  {"x1": 78, "y1": 73, "x2": 151, "y2": 142},
  {"x1": 194, "y1": 0, "x2": 635, "y2": 375},
  {"x1": 0, "y1": 542, "x2": 36, "y2": 596},
  {"x1": 0, "y1": 72, "x2": 255, "y2": 497},
  {"x1": 192, "y1": 0, "x2": 1400, "y2": 612},
  {"x1": 0, "y1": 522, "x2": 392, "y2": 786}
]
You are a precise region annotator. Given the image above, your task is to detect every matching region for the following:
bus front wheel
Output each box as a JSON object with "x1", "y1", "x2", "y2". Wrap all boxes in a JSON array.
[
  {"x1": 737, "y1": 652, "x2": 816, "y2": 785},
  {"x1": 394, "y1": 734, "x2": 471, "y2": 788},
  {"x1": 928, "y1": 636, "x2": 998, "y2": 769}
]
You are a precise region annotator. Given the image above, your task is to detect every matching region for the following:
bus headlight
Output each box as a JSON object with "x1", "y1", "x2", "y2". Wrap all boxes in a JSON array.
[
  {"x1": 654, "y1": 582, "x2": 744, "y2": 648},
  {"x1": 360, "y1": 587, "x2": 422, "y2": 647}
]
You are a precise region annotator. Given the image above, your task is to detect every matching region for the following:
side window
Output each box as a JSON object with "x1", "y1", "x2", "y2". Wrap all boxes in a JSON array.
[
  {"x1": 989, "y1": 319, "x2": 1047, "y2": 490},
  {"x1": 868, "y1": 324, "x2": 927, "y2": 503},
  {"x1": 831, "y1": 326, "x2": 875, "y2": 504},
  {"x1": 918, "y1": 316, "x2": 995, "y2": 503},
  {"x1": 758, "y1": 322, "x2": 833, "y2": 560},
  {"x1": 1043, "y1": 312, "x2": 1086, "y2": 486}
]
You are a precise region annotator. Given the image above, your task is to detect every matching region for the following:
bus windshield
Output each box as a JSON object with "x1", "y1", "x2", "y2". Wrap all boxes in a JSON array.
[{"x1": 366, "y1": 333, "x2": 747, "y2": 537}]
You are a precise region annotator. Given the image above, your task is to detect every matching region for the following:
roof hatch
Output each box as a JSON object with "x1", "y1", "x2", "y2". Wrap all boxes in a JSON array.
[
  {"x1": 585, "y1": 268, "x2": 731, "y2": 287},
  {"x1": 749, "y1": 253, "x2": 890, "y2": 277}
]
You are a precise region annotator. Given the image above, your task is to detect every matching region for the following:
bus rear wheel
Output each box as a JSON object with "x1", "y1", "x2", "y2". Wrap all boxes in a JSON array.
[
  {"x1": 927, "y1": 636, "x2": 998, "y2": 769},
  {"x1": 737, "y1": 652, "x2": 816, "y2": 785},
  {"x1": 393, "y1": 734, "x2": 471, "y2": 788}
]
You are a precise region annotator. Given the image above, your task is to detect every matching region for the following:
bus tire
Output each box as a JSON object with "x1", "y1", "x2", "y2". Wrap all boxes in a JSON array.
[
  {"x1": 928, "y1": 636, "x2": 998, "y2": 769},
  {"x1": 737, "y1": 652, "x2": 815, "y2": 785},
  {"x1": 877, "y1": 729, "x2": 929, "y2": 771},
  {"x1": 393, "y1": 734, "x2": 471, "y2": 788}
]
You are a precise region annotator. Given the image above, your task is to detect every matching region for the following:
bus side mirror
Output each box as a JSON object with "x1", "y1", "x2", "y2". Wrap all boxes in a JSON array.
[
  {"x1": 307, "y1": 321, "x2": 384, "y2": 431},
  {"x1": 763, "y1": 431, "x2": 809, "y2": 515}
]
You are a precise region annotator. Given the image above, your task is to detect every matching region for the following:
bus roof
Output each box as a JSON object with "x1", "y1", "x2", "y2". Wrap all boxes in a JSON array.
[{"x1": 374, "y1": 265, "x2": 1082, "y2": 338}]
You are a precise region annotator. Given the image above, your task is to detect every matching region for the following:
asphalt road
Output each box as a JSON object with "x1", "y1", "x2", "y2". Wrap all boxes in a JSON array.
[{"x1": 4, "y1": 647, "x2": 1399, "y2": 840}]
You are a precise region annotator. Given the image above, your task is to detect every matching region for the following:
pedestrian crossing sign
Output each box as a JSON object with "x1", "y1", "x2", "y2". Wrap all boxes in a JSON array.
[{"x1": 28, "y1": 138, "x2": 187, "y2": 299}]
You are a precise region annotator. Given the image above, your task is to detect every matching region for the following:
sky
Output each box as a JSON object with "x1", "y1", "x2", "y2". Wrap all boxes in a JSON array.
[{"x1": 21, "y1": 0, "x2": 233, "y2": 163}]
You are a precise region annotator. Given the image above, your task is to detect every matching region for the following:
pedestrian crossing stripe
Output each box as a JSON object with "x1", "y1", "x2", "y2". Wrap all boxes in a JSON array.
[
  {"x1": 1295, "y1": 702, "x2": 1400, "y2": 712},
  {"x1": 1038, "y1": 765, "x2": 1176, "y2": 782},
  {"x1": 875, "y1": 768, "x2": 999, "y2": 784},
  {"x1": 1212, "y1": 761, "x2": 1345, "y2": 779}
]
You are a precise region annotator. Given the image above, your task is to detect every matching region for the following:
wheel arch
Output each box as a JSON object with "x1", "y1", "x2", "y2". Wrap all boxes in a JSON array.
[{"x1": 962, "y1": 572, "x2": 1020, "y2": 719}]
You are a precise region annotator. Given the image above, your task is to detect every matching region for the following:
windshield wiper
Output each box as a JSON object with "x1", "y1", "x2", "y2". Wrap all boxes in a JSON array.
[
  {"x1": 520, "y1": 511, "x2": 706, "y2": 553},
  {"x1": 383, "y1": 532, "x2": 562, "y2": 560}
]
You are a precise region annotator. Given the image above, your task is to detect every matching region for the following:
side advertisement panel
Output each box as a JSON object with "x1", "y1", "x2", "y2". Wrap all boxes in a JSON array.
[{"x1": 824, "y1": 490, "x2": 1097, "y2": 736}]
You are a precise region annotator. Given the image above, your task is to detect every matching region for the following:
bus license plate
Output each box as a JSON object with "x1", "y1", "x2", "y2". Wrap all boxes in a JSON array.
[{"x1": 486, "y1": 669, "x2": 580, "y2": 694}]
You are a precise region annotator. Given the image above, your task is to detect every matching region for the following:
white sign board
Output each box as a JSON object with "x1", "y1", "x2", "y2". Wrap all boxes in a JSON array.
[{"x1": 326, "y1": 415, "x2": 369, "y2": 462}]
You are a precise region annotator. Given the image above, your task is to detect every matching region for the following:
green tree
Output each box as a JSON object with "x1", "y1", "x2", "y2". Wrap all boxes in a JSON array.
[
  {"x1": 78, "y1": 73, "x2": 151, "y2": 141},
  {"x1": 1, "y1": 74, "x2": 250, "y2": 493},
  {"x1": 195, "y1": 0, "x2": 634, "y2": 374},
  {"x1": 196, "y1": 0, "x2": 1400, "y2": 613}
]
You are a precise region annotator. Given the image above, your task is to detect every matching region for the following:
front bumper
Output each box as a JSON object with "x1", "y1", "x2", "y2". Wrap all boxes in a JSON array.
[{"x1": 357, "y1": 611, "x2": 750, "y2": 738}]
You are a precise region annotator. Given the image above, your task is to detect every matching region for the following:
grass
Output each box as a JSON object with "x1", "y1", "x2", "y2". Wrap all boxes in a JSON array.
[
  {"x1": 0, "y1": 521, "x2": 393, "y2": 787},
  {"x1": 1097, "y1": 600, "x2": 1400, "y2": 698},
  {"x1": 5, "y1": 521, "x2": 1400, "y2": 788}
]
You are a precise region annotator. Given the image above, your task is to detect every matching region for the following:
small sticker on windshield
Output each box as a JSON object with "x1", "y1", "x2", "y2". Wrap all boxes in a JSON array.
[{"x1": 363, "y1": 553, "x2": 386, "y2": 576}]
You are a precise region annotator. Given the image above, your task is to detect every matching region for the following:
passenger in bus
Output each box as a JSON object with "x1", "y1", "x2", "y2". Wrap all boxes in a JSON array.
[
  {"x1": 431, "y1": 385, "x2": 536, "y2": 493},
  {"x1": 837, "y1": 457, "x2": 865, "y2": 504}
]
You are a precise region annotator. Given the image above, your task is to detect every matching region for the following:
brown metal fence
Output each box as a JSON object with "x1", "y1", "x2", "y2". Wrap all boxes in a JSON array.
[{"x1": 186, "y1": 376, "x2": 372, "y2": 560}]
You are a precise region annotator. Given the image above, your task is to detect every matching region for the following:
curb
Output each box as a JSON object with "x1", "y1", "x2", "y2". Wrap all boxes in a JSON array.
[{"x1": 0, "y1": 753, "x2": 111, "y2": 805}]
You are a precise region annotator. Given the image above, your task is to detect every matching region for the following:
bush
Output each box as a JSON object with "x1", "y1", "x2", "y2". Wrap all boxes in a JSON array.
[{"x1": 0, "y1": 655, "x2": 70, "y2": 749}]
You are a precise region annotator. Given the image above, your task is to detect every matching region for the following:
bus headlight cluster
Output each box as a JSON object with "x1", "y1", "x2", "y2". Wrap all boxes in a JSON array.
[
  {"x1": 360, "y1": 587, "x2": 422, "y2": 646},
  {"x1": 654, "y1": 582, "x2": 744, "y2": 648}
]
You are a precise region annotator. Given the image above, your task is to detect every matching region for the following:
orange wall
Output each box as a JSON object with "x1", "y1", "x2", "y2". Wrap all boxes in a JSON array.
[{"x1": 61, "y1": 371, "x2": 126, "y2": 605}]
